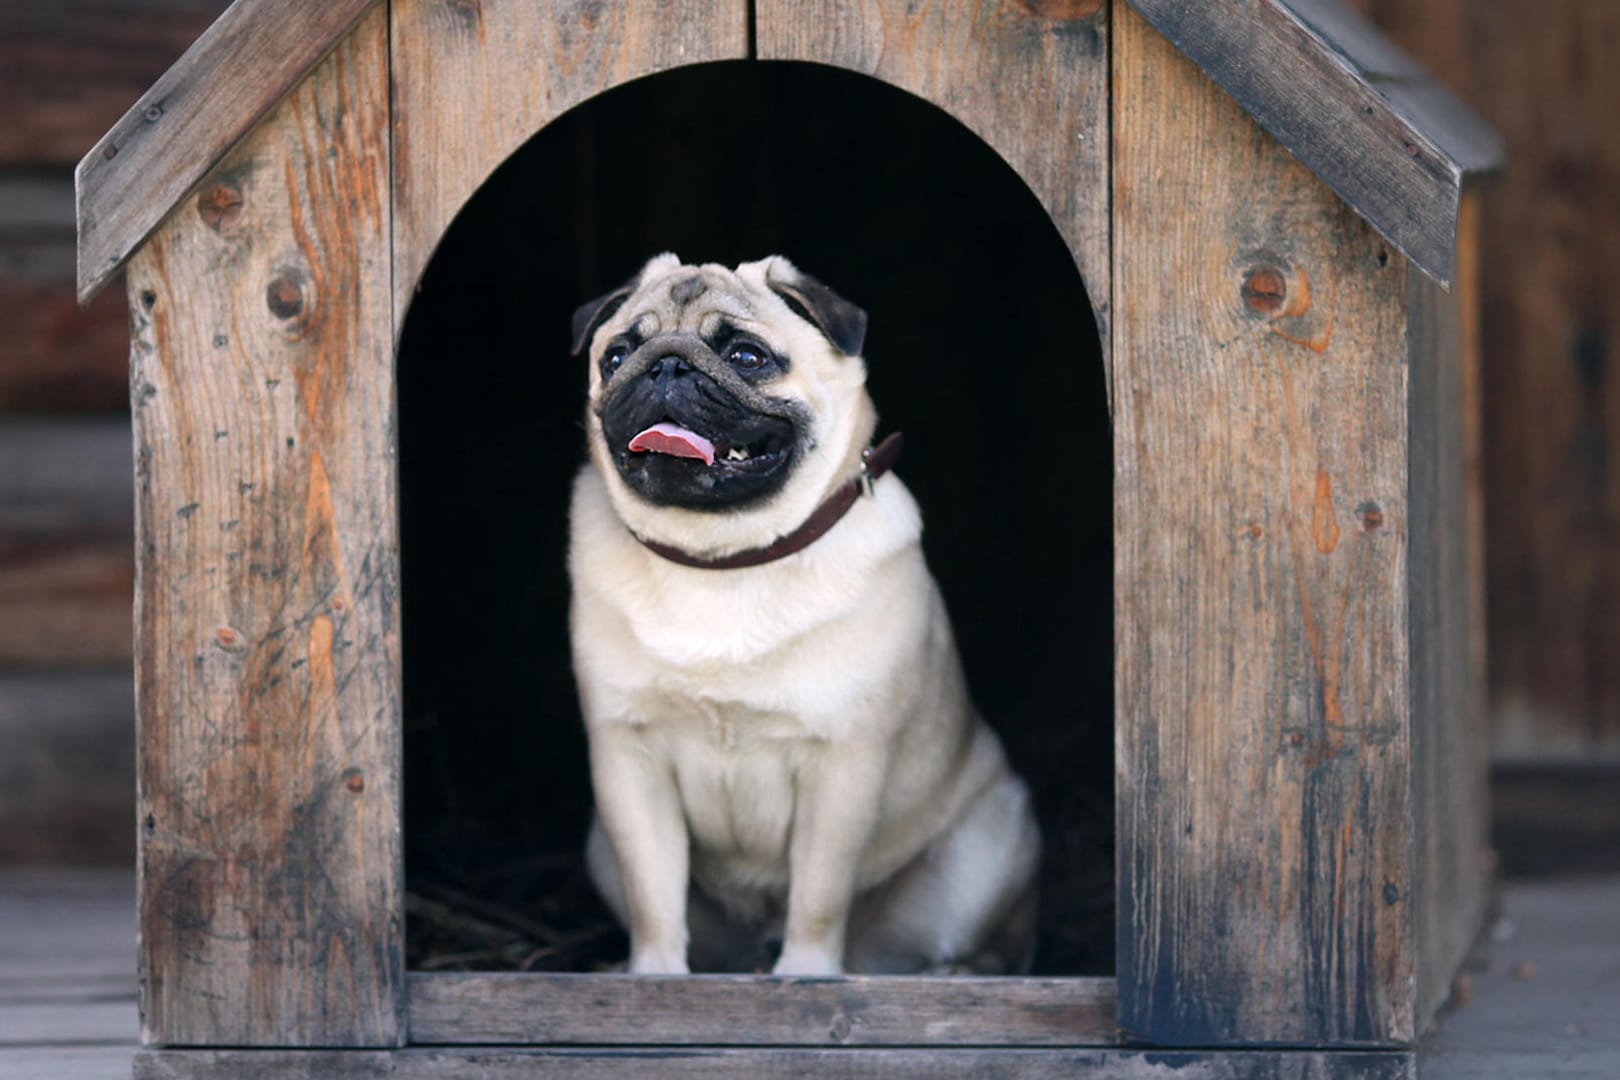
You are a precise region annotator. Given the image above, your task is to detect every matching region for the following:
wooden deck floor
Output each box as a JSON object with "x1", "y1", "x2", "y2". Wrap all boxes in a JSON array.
[{"x1": 1, "y1": 869, "x2": 1615, "y2": 1077}]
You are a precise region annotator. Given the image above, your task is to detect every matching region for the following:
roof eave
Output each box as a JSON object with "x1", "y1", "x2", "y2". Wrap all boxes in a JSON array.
[
  {"x1": 74, "y1": 0, "x2": 381, "y2": 305},
  {"x1": 77, "y1": 0, "x2": 1502, "y2": 305},
  {"x1": 1126, "y1": 0, "x2": 1504, "y2": 289}
]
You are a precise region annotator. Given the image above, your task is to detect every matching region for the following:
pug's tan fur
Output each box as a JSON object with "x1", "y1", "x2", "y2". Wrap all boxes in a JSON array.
[{"x1": 571, "y1": 254, "x2": 1039, "y2": 975}]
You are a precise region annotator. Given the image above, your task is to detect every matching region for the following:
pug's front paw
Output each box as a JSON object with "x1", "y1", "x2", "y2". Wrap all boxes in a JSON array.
[
  {"x1": 628, "y1": 944, "x2": 689, "y2": 975},
  {"x1": 772, "y1": 944, "x2": 844, "y2": 977}
]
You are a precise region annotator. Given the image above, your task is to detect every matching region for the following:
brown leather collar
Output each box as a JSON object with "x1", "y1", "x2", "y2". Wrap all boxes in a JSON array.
[{"x1": 633, "y1": 432, "x2": 904, "y2": 571}]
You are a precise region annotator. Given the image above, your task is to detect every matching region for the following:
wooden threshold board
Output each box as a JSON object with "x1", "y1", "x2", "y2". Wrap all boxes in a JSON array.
[
  {"x1": 407, "y1": 972, "x2": 1120, "y2": 1047},
  {"x1": 136, "y1": 1047, "x2": 1417, "y2": 1079}
]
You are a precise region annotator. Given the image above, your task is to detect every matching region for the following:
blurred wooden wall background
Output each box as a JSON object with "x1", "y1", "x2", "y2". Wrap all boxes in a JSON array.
[
  {"x1": 1346, "y1": 0, "x2": 1620, "y2": 764},
  {"x1": 1, "y1": 0, "x2": 1615, "y2": 864},
  {"x1": 0, "y1": 0, "x2": 231, "y2": 863}
]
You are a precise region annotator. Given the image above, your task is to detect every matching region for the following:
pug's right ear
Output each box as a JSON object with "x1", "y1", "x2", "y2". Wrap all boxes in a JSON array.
[{"x1": 570, "y1": 279, "x2": 636, "y2": 357}]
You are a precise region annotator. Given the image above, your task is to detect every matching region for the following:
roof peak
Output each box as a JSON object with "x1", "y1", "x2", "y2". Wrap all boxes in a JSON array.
[{"x1": 75, "y1": 0, "x2": 1500, "y2": 303}]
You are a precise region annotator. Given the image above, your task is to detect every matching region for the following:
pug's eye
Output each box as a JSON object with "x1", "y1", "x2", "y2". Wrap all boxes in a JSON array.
[
  {"x1": 727, "y1": 344, "x2": 766, "y2": 370},
  {"x1": 601, "y1": 346, "x2": 629, "y2": 377}
]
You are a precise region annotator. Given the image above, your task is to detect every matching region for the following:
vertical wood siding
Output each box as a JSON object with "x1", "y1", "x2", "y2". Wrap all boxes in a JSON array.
[
  {"x1": 1112, "y1": 1, "x2": 1415, "y2": 1045},
  {"x1": 126, "y1": 6, "x2": 401, "y2": 1046},
  {"x1": 1407, "y1": 215, "x2": 1490, "y2": 1031}
]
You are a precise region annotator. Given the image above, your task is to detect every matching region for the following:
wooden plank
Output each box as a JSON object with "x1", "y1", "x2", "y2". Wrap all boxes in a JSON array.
[
  {"x1": 1422, "y1": 876, "x2": 1620, "y2": 1075},
  {"x1": 0, "y1": 1002, "x2": 136, "y2": 1046},
  {"x1": 125, "y1": 5, "x2": 401, "y2": 1047},
  {"x1": 0, "y1": 675, "x2": 134, "y2": 864},
  {"x1": 0, "y1": 418, "x2": 134, "y2": 666},
  {"x1": 134, "y1": 1047, "x2": 1419, "y2": 1079},
  {"x1": 0, "y1": 276, "x2": 131, "y2": 412},
  {"x1": 0, "y1": 1, "x2": 230, "y2": 166},
  {"x1": 75, "y1": 0, "x2": 381, "y2": 303},
  {"x1": 1491, "y1": 764, "x2": 1620, "y2": 877},
  {"x1": 0, "y1": 974, "x2": 133, "y2": 1006},
  {"x1": 1407, "y1": 229, "x2": 1490, "y2": 1035},
  {"x1": 0, "y1": 173, "x2": 79, "y2": 233},
  {"x1": 755, "y1": 0, "x2": 1112, "y2": 372},
  {"x1": 0, "y1": 173, "x2": 131, "y2": 409},
  {"x1": 0, "y1": 419, "x2": 132, "y2": 533},
  {"x1": 389, "y1": 0, "x2": 750, "y2": 325},
  {"x1": 1456, "y1": 193, "x2": 1487, "y2": 756},
  {"x1": 1112, "y1": 1, "x2": 1414, "y2": 1047},
  {"x1": 0, "y1": 535, "x2": 133, "y2": 666},
  {"x1": 1349, "y1": 0, "x2": 1620, "y2": 764},
  {"x1": 1122, "y1": 0, "x2": 1501, "y2": 286},
  {"x1": 0, "y1": 1047, "x2": 136, "y2": 1080},
  {"x1": 0, "y1": 869, "x2": 134, "y2": 983},
  {"x1": 407, "y1": 973, "x2": 1119, "y2": 1047}
]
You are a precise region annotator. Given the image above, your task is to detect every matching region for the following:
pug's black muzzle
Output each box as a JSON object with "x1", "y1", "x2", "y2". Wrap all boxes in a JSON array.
[{"x1": 596, "y1": 332, "x2": 806, "y2": 511}]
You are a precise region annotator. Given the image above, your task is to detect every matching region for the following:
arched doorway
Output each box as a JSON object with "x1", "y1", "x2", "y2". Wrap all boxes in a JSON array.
[{"x1": 397, "y1": 59, "x2": 1113, "y2": 975}]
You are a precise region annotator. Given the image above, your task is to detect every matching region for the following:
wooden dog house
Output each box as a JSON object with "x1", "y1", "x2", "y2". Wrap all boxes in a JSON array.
[{"x1": 79, "y1": 0, "x2": 1502, "y2": 1075}]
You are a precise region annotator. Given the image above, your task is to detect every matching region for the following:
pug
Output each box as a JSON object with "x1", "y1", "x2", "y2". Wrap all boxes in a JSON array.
[{"x1": 568, "y1": 254, "x2": 1039, "y2": 975}]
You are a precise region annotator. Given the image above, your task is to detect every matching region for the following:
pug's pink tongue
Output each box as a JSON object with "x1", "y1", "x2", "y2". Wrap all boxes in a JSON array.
[{"x1": 628, "y1": 422, "x2": 716, "y2": 466}]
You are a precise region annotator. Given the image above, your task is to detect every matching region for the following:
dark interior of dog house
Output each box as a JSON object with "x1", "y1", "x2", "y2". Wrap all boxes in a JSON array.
[{"x1": 397, "y1": 61, "x2": 1114, "y2": 976}]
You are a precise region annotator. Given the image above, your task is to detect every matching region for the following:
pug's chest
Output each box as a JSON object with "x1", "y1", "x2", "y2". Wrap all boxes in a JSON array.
[
  {"x1": 632, "y1": 685, "x2": 825, "y2": 885},
  {"x1": 625, "y1": 669, "x2": 827, "y2": 746}
]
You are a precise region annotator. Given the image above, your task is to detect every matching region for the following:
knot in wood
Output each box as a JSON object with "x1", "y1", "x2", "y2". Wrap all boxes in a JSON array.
[
  {"x1": 267, "y1": 274, "x2": 306, "y2": 319},
  {"x1": 198, "y1": 183, "x2": 244, "y2": 231},
  {"x1": 1241, "y1": 266, "x2": 1288, "y2": 315}
]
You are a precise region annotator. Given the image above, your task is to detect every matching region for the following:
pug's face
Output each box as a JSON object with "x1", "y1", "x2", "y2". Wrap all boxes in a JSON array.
[{"x1": 573, "y1": 255, "x2": 874, "y2": 552}]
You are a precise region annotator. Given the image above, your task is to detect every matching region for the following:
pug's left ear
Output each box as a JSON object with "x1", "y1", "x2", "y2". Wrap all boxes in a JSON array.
[
  {"x1": 768, "y1": 268, "x2": 868, "y2": 357},
  {"x1": 570, "y1": 278, "x2": 637, "y2": 357}
]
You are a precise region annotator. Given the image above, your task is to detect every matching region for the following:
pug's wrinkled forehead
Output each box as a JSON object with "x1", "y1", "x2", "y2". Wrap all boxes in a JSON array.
[
  {"x1": 570, "y1": 254, "x2": 867, "y2": 361},
  {"x1": 620, "y1": 260, "x2": 763, "y2": 345}
]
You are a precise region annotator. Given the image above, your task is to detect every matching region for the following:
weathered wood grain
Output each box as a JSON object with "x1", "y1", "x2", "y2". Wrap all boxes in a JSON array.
[
  {"x1": 389, "y1": 0, "x2": 749, "y2": 325},
  {"x1": 408, "y1": 972, "x2": 1118, "y2": 1047},
  {"x1": 125, "y1": 5, "x2": 401, "y2": 1047},
  {"x1": 1113, "y1": 1, "x2": 1414, "y2": 1046},
  {"x1": 0, "y1": 0, "x2": 230, "y2": 166},
  {"x1": 1407, "y1": 223, "x2": 1490, "y2": 1033},
  {"x1": 134, "y1": 1047, "x2": 1419, "y2": 1079},
  {"x1": 0, "y1": 676, "x2": 135, "y2": 864},
  {"x1": 755, "y1": 0, "x2": 1111, "y2": 371},
  {"x1": 1349, "y1": 0, "x2": 1620, "y2": 763},
  {"x1": 1123, "y1": 0, "x2": 1501, "y2": 287},
  {"x1": 75, "y1": 0, "x2": 381, "y2": 303}
]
